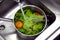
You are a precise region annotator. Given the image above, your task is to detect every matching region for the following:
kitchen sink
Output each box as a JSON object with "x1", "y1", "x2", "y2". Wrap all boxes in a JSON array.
[{"x1": 0, "y1": 0, "x2": 56, "y2": 40}]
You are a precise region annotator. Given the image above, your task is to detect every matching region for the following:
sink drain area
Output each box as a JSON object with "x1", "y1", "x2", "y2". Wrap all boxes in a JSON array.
[{"x1": 0, "y1": 25, "x2": 5, "y2": 31}]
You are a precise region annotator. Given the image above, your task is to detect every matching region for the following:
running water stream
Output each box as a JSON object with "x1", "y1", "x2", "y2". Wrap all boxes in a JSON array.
[{"x1": 19, "y1": 3, "x2": 26, "y2": 20}]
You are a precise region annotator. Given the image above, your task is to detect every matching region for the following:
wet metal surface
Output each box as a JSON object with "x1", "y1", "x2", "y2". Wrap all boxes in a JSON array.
[{"x1": 0, "y1": 0, "x2": 60, "y2": 40}]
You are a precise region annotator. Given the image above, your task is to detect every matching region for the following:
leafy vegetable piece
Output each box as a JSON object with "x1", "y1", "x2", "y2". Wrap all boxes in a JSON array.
[
  {"x1": 25, "y1": 9, "x2": 44, "y2": 22},
  {"x1": 32, "y1": 30, "x2": 37, "y2": 34},
  {"x1": 25, "y1": 9, "x2": 33, "y2": 17},
  {"x1": 25, "y1": 29, "x2": 32, "y2": 35},
  {"x1": 33, "y1": 23, "x2": 44, "y2": 31},
  {"x1": 18, "y1": 28, "x2": 25, "y2": 33}
]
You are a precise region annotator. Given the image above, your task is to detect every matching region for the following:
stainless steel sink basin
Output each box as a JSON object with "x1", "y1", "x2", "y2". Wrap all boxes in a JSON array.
[
  {"x1": 0, "y1": 0, "x2": 59, "y2": 40},
  {"x1": 50, "y1": 0, "x2": 60, "y2": 7},
  {"x1": 0, "y1": 0, "x2": 17, "y2": 17}
]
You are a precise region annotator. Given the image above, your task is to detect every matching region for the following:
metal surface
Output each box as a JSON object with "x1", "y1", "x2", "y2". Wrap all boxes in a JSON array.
[
  {"x1": 54, "y1": 34, "x2": 60, "y2": 40},
  {"x1": 0, "y1": 0, "x2": 4, "y2": 4},
  {"x1": 50, "y1": 0, "x2": 60, "y2": 8},
  {"x1": 39, "y1": 0, "x2": 60, "y2": 14},
  {"x1": 0, "y1": 18, "x2": 13, "y2": 22},
  {"x1": 0, "y1": 1, "x2": 56, "y2": 40},
  {"x1": 0, "y1": 20, "x2": 15, "y2": 35},
  {"x1": 35, "y1": 13, "x2": 60, "y2": 40},
  {"x1": 0, "y1": 0, "x2": 17, "y2": 17},
  {"x1": 0, "y1": 35, "x2": 5, "y2": 40},
  {"x1": 0, "y1": 0, "x2": 60, "y2": 40},
  {"x1": 35, "y1": 0, "x2": 60, "y2": 40}
]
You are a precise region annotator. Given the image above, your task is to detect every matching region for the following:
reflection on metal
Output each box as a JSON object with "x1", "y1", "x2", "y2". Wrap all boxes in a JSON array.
[
  {"x1": 50, "y1": 0, "x2": 60, "y2": 7},
  {"x1": 0, "y1": 34, "x2": 6, "y2": 40},
  {"x1": 45, "y1": 27, "x2": 60, "y2": 40},
  {"x1": 0, "y1": 0, "x2": 59, "y2": 40},
  {"x1": 0, "y1": 0, "x2": 4, "y2": 4}
]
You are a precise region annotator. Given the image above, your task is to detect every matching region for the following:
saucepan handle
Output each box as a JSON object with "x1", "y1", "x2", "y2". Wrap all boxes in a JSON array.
[{"x1": 0, "y1": 18, "x2": 13, "y2": 22}]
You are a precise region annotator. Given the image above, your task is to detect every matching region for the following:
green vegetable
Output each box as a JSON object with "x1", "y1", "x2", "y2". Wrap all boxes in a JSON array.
[{"x1": 14, "y1": 7, "x2": 45, "y2": 35}]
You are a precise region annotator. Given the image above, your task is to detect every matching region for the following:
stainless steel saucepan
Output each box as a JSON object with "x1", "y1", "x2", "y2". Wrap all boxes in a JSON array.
[{"x1": 0, "y1": 5, "x2": 47, "y2": 39}]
